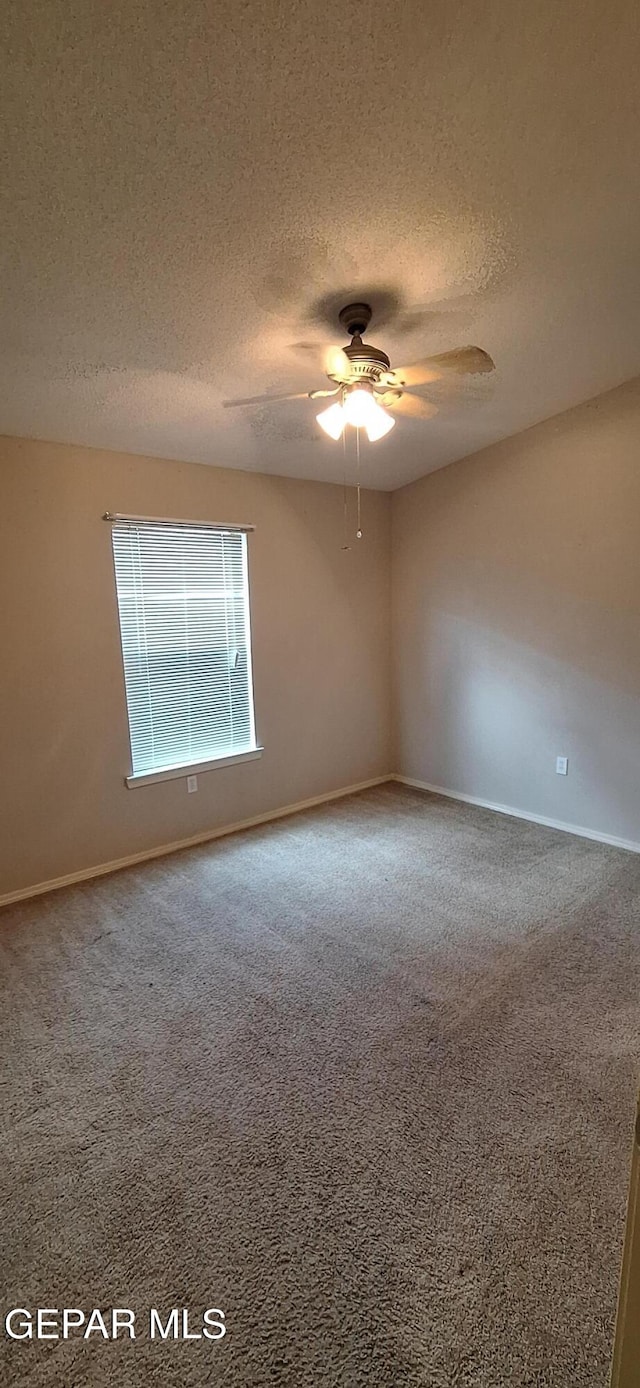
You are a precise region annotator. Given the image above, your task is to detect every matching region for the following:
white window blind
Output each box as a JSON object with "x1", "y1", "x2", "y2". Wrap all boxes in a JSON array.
[{"x1": 111, "y1": 520, "x2": 257, "y2": 777}]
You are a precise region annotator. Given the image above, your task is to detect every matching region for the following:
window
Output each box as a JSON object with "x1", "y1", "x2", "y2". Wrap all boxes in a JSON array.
[{"x1": 110, "y1": 517, "x2": 260, "y2": 785}]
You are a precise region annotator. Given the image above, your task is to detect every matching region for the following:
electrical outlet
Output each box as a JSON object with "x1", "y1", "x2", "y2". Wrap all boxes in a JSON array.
[
  {"x1": 556, "y1": 756, "x2": 568, "y2": 776},
  {"x1": 187, "y1": 774, "x2": 198, "y2": 793}
]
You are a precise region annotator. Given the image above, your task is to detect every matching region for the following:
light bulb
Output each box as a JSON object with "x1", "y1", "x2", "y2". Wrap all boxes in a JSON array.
[
  {"x1": 343, "y1": 387, "x2": 395, "y2": 441},
  {"x1": 316, "y1": 402, "x2": 345, "y2": 440},
  {"x1": 365, "y1": 405, "x2": 396, "y2": 442},
  {"x1": 317, "y1": 390, "x2": 395, "y2": 443},
  {"x1": 343, "y1": 387, "x2": 377, "y2": 428}
]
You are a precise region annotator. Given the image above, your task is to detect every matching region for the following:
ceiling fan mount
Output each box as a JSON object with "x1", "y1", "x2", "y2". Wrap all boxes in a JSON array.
[{"x1": 338, "y1": 302, "x2": 373, "y2": 336}]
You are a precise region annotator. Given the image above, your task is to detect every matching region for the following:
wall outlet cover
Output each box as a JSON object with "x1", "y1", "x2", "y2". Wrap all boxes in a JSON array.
[{"x1": 187, "y1": 775, "x2": 198, "y2": 793}]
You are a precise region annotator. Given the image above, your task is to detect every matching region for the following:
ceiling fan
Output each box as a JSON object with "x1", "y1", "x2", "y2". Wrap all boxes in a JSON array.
[{"x1": 224, "y1": 302, "x2": 495, "y2": 442}]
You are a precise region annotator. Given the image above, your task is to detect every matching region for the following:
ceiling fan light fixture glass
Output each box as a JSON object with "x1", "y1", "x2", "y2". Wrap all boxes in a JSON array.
[
  {"x1": 343, "y1": 386, "x2": 377, "y2": 429},
  {"x1": 316, "y1": 401, "x2": 345, "y2": 440},
  {"x1": 316, "y1": 386, "x2": 395, "y2": 443},
  {"x1": 364, "y1": 406, "x2": 395, "y2": 442},
  {"x1": 343, "y1": 386, "x2": 395, "y2": 442}
]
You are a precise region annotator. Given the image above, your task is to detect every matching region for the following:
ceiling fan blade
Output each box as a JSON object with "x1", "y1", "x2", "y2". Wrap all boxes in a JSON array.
[
  {"x1": 289, "y1": 340, "x2": 325, "y2": 361},
  {"x1": 408, "y1": 372, "x2": 495, "y2": 412},
  {"x1": 288, "y1": 342, "x2": 352, "y2": 381},
  {"x1": 389, "y1": 346, "x2": 495, "y2": 388},
  {"x1": 323, "y1": 345, "x2": 351, "y2": 380},
  {"x1": 223, "y1": 389, "x2": 310, "y2": 409},
  {"x1": 382, "y1": 392, "x2": 439, "y2": 419}
]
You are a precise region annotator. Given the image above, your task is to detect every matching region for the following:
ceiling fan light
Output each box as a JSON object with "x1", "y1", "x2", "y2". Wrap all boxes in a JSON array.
[
  {"x1": 365, "y1": 405, "x2": 396, "y2": 442},
  {"x1": 343, "y1": 387, "x2": 377, "y2": 429},
  {"x1": 316, "y1": 401, "x2": 345, "y2": 440}
]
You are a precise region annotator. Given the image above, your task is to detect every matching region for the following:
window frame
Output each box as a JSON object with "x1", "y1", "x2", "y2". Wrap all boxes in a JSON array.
[
  {"x1": 124, "y1": 745, "x2": 263, "y2": 789},
  {"x1": 106, "y1": 513, "x2": 263, "y2": 788}
]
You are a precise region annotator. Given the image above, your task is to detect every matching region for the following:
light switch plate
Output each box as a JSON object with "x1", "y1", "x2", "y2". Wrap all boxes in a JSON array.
[
  {"x1": 187, "y1": 774, "x2": 198, "y2": 793},
  {"x1": 556, "y1": 756, "x2": 568, "y2": 776}
]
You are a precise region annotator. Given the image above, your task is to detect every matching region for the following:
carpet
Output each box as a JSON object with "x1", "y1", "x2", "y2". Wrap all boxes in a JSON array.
[{"x1": 1, "y1": 783, "x2": 638, "y2": 1387}]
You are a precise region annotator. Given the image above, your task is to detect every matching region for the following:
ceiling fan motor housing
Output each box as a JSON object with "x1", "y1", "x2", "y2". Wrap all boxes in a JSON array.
[
  {"x1": 341, "y1": 339, "x2": 391, "y2": 383},
  {"x1": 329, "y1": 304, "x2": 392, "y2": 384}
]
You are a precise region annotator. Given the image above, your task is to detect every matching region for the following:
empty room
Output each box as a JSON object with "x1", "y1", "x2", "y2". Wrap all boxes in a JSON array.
[{"x1": 1, "y1": 2, "x2": 640, "y2": 1385}]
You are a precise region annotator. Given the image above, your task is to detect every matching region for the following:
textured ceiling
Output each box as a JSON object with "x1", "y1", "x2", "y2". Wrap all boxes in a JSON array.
[{"x1": 2, "y1": 1, "x2": 640, "y2": 490}]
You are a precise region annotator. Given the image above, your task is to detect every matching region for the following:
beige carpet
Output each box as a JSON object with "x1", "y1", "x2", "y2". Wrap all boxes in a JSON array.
[{"x1": 1, "y1": 783, "x2": 638, "y2": 1387}]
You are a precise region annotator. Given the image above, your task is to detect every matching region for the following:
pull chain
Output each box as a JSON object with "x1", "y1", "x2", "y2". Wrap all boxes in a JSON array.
[
  {"x1": 341, "y1": 420, "x2": 350, "y2": 550},
  {"x1": 356, "y1": 426, "x2": 362, "y2": 539}
]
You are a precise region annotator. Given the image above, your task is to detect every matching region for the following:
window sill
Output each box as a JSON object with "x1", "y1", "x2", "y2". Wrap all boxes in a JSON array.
[{"x1": 125, "y1": 747, "x2": 264, "y2": 788}]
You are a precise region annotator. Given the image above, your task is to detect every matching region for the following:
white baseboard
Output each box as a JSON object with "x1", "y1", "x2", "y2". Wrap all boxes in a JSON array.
[
  {"x1": 0, "y1": 775, "x2": 394, "y2": 908},
  {"x1": 5, "y1": 771, "x2": 637, "y2": 907},
  {"x1": 394, "y1": 775, "x2": 640, "y2": 855}
]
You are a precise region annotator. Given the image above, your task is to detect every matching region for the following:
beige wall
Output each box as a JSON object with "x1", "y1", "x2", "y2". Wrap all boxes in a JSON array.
[
  {"x1": 5, "y1": 371, "x2": 640, "y2": 898},
  {"x1": 0, "y1": 437, "x2": 391, "y2": 897},
  {"x1": 391, "y1": 377, "x2": 640, "y2": 846}
]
